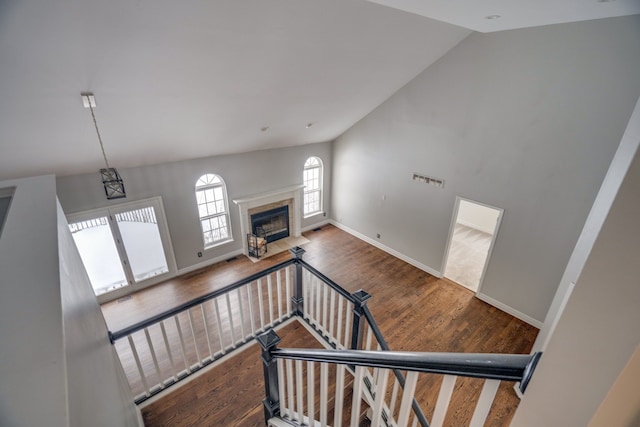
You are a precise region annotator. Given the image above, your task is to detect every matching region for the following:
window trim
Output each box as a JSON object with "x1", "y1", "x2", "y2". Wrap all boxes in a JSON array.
[
  {"x1": 303, "y1": 156, "x2": 323, "y2": 218},
  {"x1": 195, "y1": 174, "x2": 233, "y2": 249}
]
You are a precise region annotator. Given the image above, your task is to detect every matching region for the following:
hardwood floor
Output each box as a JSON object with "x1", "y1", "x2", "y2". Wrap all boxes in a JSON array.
[{"x1": 101, "y1": 224, "x2": 538, "y2": 426}]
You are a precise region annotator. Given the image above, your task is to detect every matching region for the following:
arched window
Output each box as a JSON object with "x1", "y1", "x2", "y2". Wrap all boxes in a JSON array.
[
  {"x1": 195, "y1": 174, "x2": 232, "y2": 247},
  {"x1": 303, "y1": 157, "x2": 323, "y2": 216}
]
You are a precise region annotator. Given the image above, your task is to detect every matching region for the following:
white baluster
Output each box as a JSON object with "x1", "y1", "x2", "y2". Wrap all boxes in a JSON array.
[
  {"x1": 328, "y1": 289, "x2": 336, "y2": 340},
  {"x1": 336, "y1": 297, "x2": 344, "y2": 348},
  {"x1": 396, "y1": 371, "x2": 419, "y2": 427},
  {"x1": 334, "y1": 364, "x2": 345, "y2": 426},
  {"x1": 247, "y1": 282, "x2": 256, "y2": 337},
  {"x1": 143, "y1": 327, "x2": 163, "y2": 389},
  {"x1": 320, "y1": 363, "x2": 328, "y2": 427},
  {"x1": 431, "y1": 375, "x2": 457, "y2": 427},
  {"x1": 236, "y1": 288, "x2": 246, "y2": 340},
  {"x1": 295, "y1": 360, "x2": 304, "y2": 423},
  {"x1": 389, "y1": 377, "x2": 400, "y2": 421},
  {"x1": 307, "y1": 361, "x2": 315, "y2": 423},
  {"x1": 370, "y1": 368, "x2": 390, "y2": 427},
  {"x1": 257, "y1": 278, "x2": 265, "y2": 330},
  {"x1": 285, "y1": 266, "x2": 292, "y2": 315},
  {"x1": 200, "y1": 305, "x2": 214, "y2": 359},
  {"x1": 213, "y1": 298, "x2": 225, "y2": 354},
  {"x1": 277, "y1": 359, "x2": 288, "y2": 419},
  {"x1": 322, "y1": 283, "x2": 329, "y2": 334},
  {"x1": 159, "y1": 321, "x2": 177, "y2": 379},
  {"x1": 267, "y1": 274, "x2": 275, "y2": 326},
  {"x1": 469, "y1": 379, "x2": 500, "y2": 427},
  {"x1": 174, "y1": 315, "x2": 190, "y2": 372},
  {"x1": 276, "y1": 270, "x2": 283, "y2": 321},
  {"x1": 128, "y1": 334, "x2": 150, "y2": 395},
  {"x1": 225, "y1": 293, "x2": 236, "y2": 347},
  {"x1": 350, "y1": 365, "x2": 365, "y2": 427},
  {"x1": 187, "y1": 309, "x2": 201, "y2": 365},
  {"x1": 286, "y1": 359, "x2": 295, "y2": 421},
  {"x1": 343, "y1": 301, "x2": 353, "y2": 349}
]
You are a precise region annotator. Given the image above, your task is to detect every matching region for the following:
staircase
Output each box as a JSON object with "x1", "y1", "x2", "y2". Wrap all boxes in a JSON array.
[{"x1": 108, "y1": 247, "x2": 541, "y2": 426}]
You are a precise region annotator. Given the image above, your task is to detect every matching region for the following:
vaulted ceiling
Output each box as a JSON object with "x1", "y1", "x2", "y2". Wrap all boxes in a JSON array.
[{"x1": 0, "y1": 0, "x2": 637, "y2": 180}]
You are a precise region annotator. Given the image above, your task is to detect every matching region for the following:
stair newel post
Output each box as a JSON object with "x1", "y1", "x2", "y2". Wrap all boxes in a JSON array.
[
  {"x1": 290, "y1": 246, "x2": 306, "y2": 316},
  {"x1": 257, "y1": 330, "x2": 282, "y2": 425},
  {"x1": 350, "y1": 289, "x2": 372, "y2": 350}
]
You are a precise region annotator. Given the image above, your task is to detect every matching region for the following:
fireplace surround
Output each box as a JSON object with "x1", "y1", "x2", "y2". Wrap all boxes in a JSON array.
[{"x1": 233, "y1": 185, "x2": 304, "y2": 256}]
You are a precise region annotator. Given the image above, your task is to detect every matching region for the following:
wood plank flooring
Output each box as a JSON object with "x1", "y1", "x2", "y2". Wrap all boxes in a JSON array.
[{"x1": 101, "y1": 224, "x2": 538, "y2": 426}]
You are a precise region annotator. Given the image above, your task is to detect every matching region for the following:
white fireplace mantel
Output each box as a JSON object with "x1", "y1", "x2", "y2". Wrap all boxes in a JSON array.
[{"x1": 233, "y1": 184, "x2": 304, "y2": 255}]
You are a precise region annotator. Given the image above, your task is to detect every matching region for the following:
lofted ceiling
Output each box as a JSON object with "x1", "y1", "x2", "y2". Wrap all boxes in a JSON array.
[
  {"x1": 366, "y1": 0, "x2": 640, "y2": 33},
  {"x1": 0, "y1": 0, "x2": 638, "y2": 180}
]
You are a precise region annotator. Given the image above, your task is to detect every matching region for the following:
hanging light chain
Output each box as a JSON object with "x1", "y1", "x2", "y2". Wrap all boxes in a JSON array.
[{"x1": 86, "y1": 96, "x2": 111, "y2": 170}]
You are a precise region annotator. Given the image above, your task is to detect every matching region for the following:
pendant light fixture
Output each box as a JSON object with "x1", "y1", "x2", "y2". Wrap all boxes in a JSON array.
[{"x1": 81, "y1": 92, "x2": 126, "y2": 199}]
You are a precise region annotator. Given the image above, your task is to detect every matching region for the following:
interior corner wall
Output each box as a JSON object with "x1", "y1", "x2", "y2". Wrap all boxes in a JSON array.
[
  {"x1": 0, "y1": 175, "x2": 68, "y2": 427},
  {"x1": 57, "y1": 200, "x2": 141, "y2": 426},
  {"x1": 330, "y1": 15, "x2": 640, "y2": 323},
  {"x1": 511, "y1": 125, "x2": 640, "y2": 427},
  {"x1": 56, "y1": 142, "x2": 332, "y2": 271}
]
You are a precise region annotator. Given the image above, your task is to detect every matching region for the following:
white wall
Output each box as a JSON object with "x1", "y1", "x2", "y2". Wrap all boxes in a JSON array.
[
  {"x1": 0, "y1": 175, "x2": 141, "y2": 427},
  {"x1": 512, "y1": 129, "x2": 640, "y2": 426},
  {"x1": 0, "y1": 175, "x2": 67, "y2": 427},
  {"x1": 588, "y1": 344, "x2": 640, "y2": 427},
  {"x1": 331, "y1": 15, "x2": 640, "y2": 323},
  {"x1": 56, "y1": 142, "x2": 332, "y2": 271},
  {"x1": 456, "y1": 199, "x2": 499, "y2": 235},
  {"x1": 57, "y1": 200, "x2": 141, "y2": 426},
  {"x1": 533, "y1": 96, "x2": 640, "y2": 351}
]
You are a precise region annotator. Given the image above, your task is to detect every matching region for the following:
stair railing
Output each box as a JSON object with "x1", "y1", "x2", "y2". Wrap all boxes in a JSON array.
[
  {"x1": 293, "y1": 251, "x2": 429, "y2": 425},
  {"x1": 109, "y1": 258, "x2": 296, "y2": 403},
  {"x1": 259, "y1": 329, "x2": 542, "y2": 427}
]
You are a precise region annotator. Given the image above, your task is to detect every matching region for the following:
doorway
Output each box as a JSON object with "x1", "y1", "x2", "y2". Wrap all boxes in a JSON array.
[
  {"x1": 67, "y1": 197, "x2": 177, "y2": 302},
  {"x1": 443, "y1": 198, "x2": 502, "y2": 292}
]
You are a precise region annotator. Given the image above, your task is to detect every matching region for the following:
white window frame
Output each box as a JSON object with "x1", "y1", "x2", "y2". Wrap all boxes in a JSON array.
[
  {"x1": 195, "y1": 174, "x2": 233, "y2": 249},
  {"x1": 66, "y1": 196, "x2": 177, "y2": 303},
  {"x1": 303, "y1": 156, "x2": 323, "y2": 217}
]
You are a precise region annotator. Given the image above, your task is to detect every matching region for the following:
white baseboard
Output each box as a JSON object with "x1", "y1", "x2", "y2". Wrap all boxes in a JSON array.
[
  {"x1": 179, "y1": 221, "x2": 329, "y2": 276},
  {"x1": 301, "y1": 219, "x2": 331, "y2": 233},
  {"x1": 177, "y1": 248, "x2": 245, "y2": 276},
  {"x1": 329, "y1": 220, "x2": 442, "y2": 278},
  {"x1": 475, "y1": 292, "x2": 543, "y2": 328}
]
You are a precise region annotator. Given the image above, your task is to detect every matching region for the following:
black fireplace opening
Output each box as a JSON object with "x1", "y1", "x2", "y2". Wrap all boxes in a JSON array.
[{"x1": 251, "y1": 205, "x2": 290, "y2": 243}]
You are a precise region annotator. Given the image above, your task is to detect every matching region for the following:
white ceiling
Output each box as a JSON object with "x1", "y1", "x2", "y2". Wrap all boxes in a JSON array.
[
  {"x1": 366, "y1": 0, "x2": 640, "y2": 32},
  {"x1": 0, "y1": 0, "x2": 637, "y2": 180}
]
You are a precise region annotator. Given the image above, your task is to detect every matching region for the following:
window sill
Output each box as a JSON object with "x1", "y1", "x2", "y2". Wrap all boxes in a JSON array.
[
  {"x1": 204, "y1": 237, "x2": 234, "y2": 250},
  {"x1": 304, "y1": 211, "x2": 324, "y2": 220}
]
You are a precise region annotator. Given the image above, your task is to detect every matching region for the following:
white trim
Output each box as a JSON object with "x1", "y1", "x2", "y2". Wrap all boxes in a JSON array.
[
  {"x1": 329, "y1": 220, "x2": 442, "y2": 278},
  {"x1": 475, "y1": 292, "x2": 543, "y2": 328},
  {"x1": 67, "y1": 196, "x2": 179, "y2": 305},
  {"x1": 301, "y1": 219, "x2": 330, "y2": 233},
  {"x1": 441, "y1": 197, "x2": 504, "y2": 295},
  {"x1": 233, "y1": 185, "x2": 305, "y2": 256},
  {"x1": 513, "y1": 383, "x2": 524, "y2": 400},
  {"x1": 177, "y1": 248, "x2": 244, "y2": 276},
  {"x1": 232, "y1": 184, "x2": 305, "y2": 205}
]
